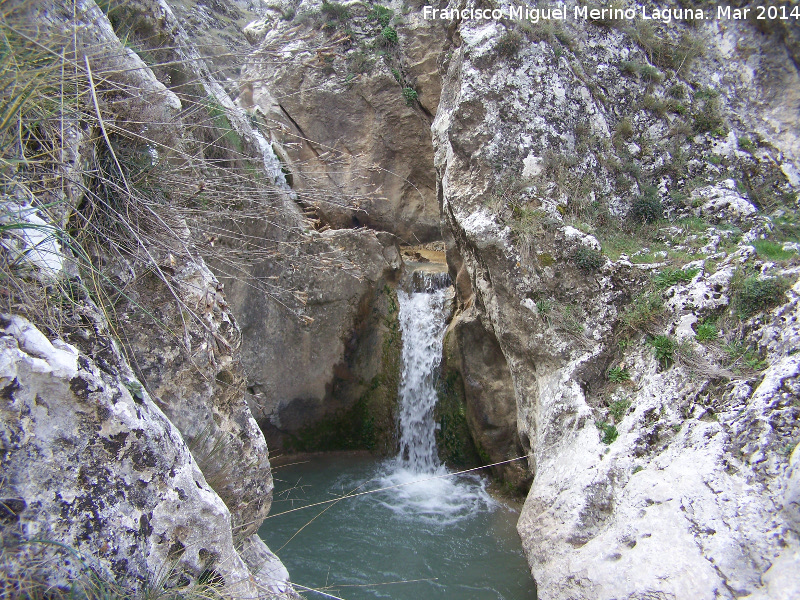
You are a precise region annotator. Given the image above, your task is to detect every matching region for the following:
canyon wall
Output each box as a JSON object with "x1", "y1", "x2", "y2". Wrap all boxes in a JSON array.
[
  {"x1": 4, "y1": 0, "x2": 800, "y2": 598},
  {"x1": 432, "y1": 0, "x2": 800, "y2": 597}
]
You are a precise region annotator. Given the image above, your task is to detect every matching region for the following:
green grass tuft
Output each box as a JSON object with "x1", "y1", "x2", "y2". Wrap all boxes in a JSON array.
[
  {"x1": 607, "y1": 367, "x2": 631, "y2": 383},
  {"x1": 694, "y1": 319, "x2": 718, "y2": 342},
  {"x1": 732, "y1": 275, "x2": 790, "y2": 318},
  {"x1": 652, "y1": 267, "x2": 699, "y2": 289},
  {"x1": 596, "y1": 421, "x2": 619, "y2": 444},
  {"x1": 573, "y1": 246, "x2": 604, "y2": 272},
  {"x1": 752, "y1": 239, "x2": 795, "y2": 261},
  {"x1": 648, "y1": 334, "x2": 675, "y2": 368}
]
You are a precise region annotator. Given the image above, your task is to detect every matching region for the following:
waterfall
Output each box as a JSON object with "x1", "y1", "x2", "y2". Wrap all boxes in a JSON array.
[
  {"x1": 375, "y1": 270, "x2": 493, "y2": 523},
  {"x1": 396, "y1": 273, "x2": 452, "y2": 472}
]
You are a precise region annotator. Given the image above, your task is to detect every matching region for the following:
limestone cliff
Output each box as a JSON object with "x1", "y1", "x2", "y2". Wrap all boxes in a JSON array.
[
  {"x1": 432, "y1": 1, "x2": 800, "y2": 597},
  {"x1": 0, "y1": 0, "x2": 305, "y2": 595},
  {"x1": 239, "y1": 0, "x2": 446, "y2": 243}
]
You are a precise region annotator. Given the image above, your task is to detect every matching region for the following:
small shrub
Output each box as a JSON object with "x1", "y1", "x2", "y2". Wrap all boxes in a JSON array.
[
  {"x1": 668, "y1": 83, "x2": 686, "y2": 99},
  {"x1": 620, "y1": 60, "x2": 639, "y2": 77},
  {"x1": 615, "y1": 117, "x2": 634, "y2": 139},
  {"x1": 738, "y1": 136, "x2": 756, "y2": 153},
  {"x1": 629, "y1": 186, "x2": 663, "y2": 224},
  {"x1": 664, "y1": 98, "x2": 687, "y2": 114},
  {"x1": 642, "y1": 94, "x2": 666, "y2": 116},
  {"x1": 692, "y1": 93, "x2": 726, "y2": 136},
  {"x1": 348, "y1": 51, "x2": 374, "y2": 74},
  {"x1": 536, "y1": 299, "x2": 553, "y2": 314},
  {"x1": 596, "y1": 421, "x2": 619, "y2": 444},
  {"x1": 694, "y1": 319, "x2": 718, "y2": 342},
  {"x1": 321, "y1": 0, "x2": 350, "y2": 21},
  {"x1": 752, "y1": 239, "x2": 795, "y2": 261},
  {"x1": 608, "y1": 398, "x2": 631, "y2": 421},
  {"x1": 694, "y1": 87, "x2": 719, "y2": 101},
  {"x1": 724, "y1": 340, "x2": 767, "y2": 371},
  {"x1": 621, "y1": 290, "x2": 663, "y2": 331},
  {"x1": 401, "y1": 87, "x2": 418, "y2": 105},
  {"x1": 648, "y1": 334, "x2": 676, "y2": 368},
  {"x1": 379, "y1": 26, "x2": 398, "y2": 45},
  {"x1": 369, "y1": 5, "x2": 393, "y2": 26},
  {"x1": 639, "y1": 64, "x2": 663, "y2": 84},
  {"x1": 733, "y1": 275, "x2": 790, "y2": 318},
  {"x1": 496, "y1": 30, "x2": 523, "y2": 58},
  {"x1": 652, "y1": 267, "x2": 700, "y2": 289},
  {"x1": 607, "y1": 367, "x2": 631, "y2": 383},
  {"x1": 574, "y1": 246, "x2": 604, "y2": 272}
]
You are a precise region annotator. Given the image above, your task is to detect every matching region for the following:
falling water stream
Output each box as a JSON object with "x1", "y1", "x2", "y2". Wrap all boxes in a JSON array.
[{"x1": 259, "y1": 273, "x2": 536, "y2": 599}]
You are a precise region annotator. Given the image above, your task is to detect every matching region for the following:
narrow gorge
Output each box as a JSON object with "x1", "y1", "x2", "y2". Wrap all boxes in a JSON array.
[{"x1": 1, "y1": 0, "x2": 798, "y2": 599}]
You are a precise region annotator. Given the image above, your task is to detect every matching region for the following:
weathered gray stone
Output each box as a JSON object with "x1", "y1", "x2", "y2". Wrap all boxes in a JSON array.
[
  {"x1": 226, "y1": 227, "x2": 403, "y2": 453},
  {"x1": 0, "y1": 315, "x2": 258, "y2": 596}
]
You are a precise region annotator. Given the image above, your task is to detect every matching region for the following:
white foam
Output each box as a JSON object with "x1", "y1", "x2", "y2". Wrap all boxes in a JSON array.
[{"x1": 374, "y1": 462, "x2": 495, "y2": 526}]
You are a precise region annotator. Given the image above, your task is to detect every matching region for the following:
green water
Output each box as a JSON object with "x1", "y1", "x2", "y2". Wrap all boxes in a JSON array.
[{"x1": 258, "y1": 453, "x2": 536, "y2": 600}]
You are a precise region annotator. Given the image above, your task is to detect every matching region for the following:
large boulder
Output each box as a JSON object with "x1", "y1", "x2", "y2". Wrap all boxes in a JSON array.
[
  {"x1": 226, "y1": 228, "x2": 405, "y2": 454},
  {"x1": 0, "y1": 315, "x2": 295, "y2": 598}
]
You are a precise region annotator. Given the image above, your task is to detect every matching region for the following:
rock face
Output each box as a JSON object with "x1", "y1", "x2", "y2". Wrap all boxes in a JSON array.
[
  {"x1": 0, "y1": 0, "x2": 301, "y2": 596},
  {"x1": 239, "y1": 0, "x2": 446, "y2": 243},
  {"x1": 0, "y1": 315, "x2": 293, "y2": 598},
  {"x1": 227, "y1": 227, "x2": 404, "y2": 454},
  {"x1": 432, "y1": 1, "x2": 800, "y2": 597}
]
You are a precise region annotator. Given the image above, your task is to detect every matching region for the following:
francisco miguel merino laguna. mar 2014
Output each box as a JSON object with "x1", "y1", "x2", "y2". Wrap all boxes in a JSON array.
[{"x1": 422, "y1": 3, "x2": 800, "y2": 23}]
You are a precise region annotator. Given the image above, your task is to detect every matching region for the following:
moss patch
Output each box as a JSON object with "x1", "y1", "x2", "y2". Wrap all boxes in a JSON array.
[
  {"x1": 435, "y1": 333, "x2": 482, "y2": 469},
  {"x1": 286, "y1": 285, "x2": 401, "y2": 454}
]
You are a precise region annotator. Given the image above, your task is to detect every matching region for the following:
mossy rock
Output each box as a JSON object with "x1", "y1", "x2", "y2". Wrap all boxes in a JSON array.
[
  {"x1": 435, "y1": 362, "x2": 482, "y2": 469},
  {"x1": 286, "y1": 285, "x2": 402, "y2": 454}
]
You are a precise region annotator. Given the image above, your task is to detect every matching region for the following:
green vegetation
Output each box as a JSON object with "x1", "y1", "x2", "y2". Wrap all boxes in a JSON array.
[
  {"x1": 536, "y1": 298, "x2": 553, "y2": 314},
  {"x1": 694, "y1": 319, "x2": 718, "y2": 342},
  {"x1": 652, "y1": 267, "x2": 700, "y2": 289},
  {"x1": 631, "y1": 24, "x2": 704, "y2": 75},
  {"x1": 668, "y1": 83, "x2": 686, "y2": 99},
  {"x1": 368, "y1": 4, "x2": 394, "y2": 26},
  {"x1": 607, "y1": 367, "x2": 631, "y2": 383},
  {"x1": 648, "y1": 334, "x2": 676, "y2": 368},
  {"x1": 732, "y1": 274, "x2": 790, "y2": 318},
  {"x1": 692, "y1": 88, "x2": 726, "y2": 136},
  {"x1": 738, "y1": 136, "x2": 756, "y2": 153},
  {"x1": 573, "y1": 246, "x2": 604, "y2": 272},
  {"x1": 608, "y1": 398, "x2": 631, "y2": 421},
  {"x1": 402, "y1": 86, "x2": 418, "y2": 105},
  {"x1": 596, "y1": 421, "x2": 619, "y2": 444},
  {"x1": 752, "y1": 239, "x2": 795, "y2": 261},
  {"x1": 289, "y1": 287, "x2": 401, "y2": 454},
  {"x1": 348, "y1": 50, "x2": 375, "y2": 74},
  {"x1": 615, "y1": 117, "x2": 634, "y2": 140},
  {"x1": 496, "y1": 30, "x2": 524, "y2": 57},
  {"x1": 379, "y1": 25, "x2": 399, "y2": 46},
  {"x1": 723, "y1": 340, "x2": 767, "y2": 371},
  {"x1": 435, "y1": 365, "x2": 482, "y2": 468},
  {"x1": 629, "y1": 186, "x2": 663, "y2": 224},
  {"x1": 0, "y1": 538, "x2": 235, "y2": 600},
  {"x1": 321, "y1": 0, "x2": 351, "y2": 23},
  {"x1": 620, "y1": 290, "x2": 664, "y2": 332},
  {"x1": 620, "y1": 61, "x2": 662, "y2": 84}
]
